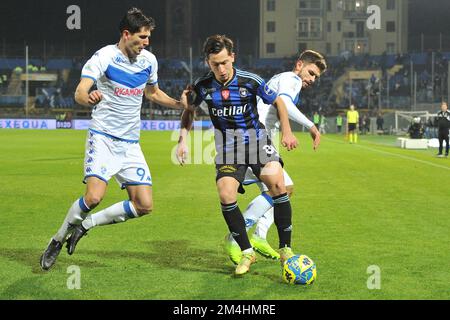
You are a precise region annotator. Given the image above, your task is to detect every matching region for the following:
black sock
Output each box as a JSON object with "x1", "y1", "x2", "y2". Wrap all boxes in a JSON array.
[
  {"x1": 272, "y1": 193, "x2": 292, "y2": 249},
  {"x1": 221, "y1": 202, "x2": 252, "y2": 251}
]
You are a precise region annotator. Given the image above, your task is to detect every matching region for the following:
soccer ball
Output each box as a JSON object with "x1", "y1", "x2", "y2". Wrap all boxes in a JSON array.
[{"x1": 282, "y1": 254, "x2": 316, "y2": 285}]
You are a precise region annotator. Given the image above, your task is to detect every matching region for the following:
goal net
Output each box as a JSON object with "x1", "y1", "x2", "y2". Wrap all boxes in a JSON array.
[{"x1": 394, "y1": 111, "x2": 436, "y2": 134}]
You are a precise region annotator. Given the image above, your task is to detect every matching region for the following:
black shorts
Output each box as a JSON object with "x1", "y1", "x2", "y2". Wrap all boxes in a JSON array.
[
  {"x1": 348, "y1": 123, "x2": 357, "y2": 131},
  {"x1": 215, "y1": 140, "x2": 284, "y2": 194}
]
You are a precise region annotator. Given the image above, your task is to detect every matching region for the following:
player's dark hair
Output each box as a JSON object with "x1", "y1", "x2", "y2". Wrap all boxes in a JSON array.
[
  {"x1": 119, "y1": 7, "x2": 155, "y2": 34},
  {"x1": 298, "y1": 50, "x2": 327, "y2": 72},
  {"x1": 203, "y1": 35, "x2": 234, "y2": 59}
]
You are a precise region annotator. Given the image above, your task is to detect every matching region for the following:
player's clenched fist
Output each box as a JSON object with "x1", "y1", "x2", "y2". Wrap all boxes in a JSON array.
[{"x1": 88, "y1": 90, "x2": 103, "y2": 105}]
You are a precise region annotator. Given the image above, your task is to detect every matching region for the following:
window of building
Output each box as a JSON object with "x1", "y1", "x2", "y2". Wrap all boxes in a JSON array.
[
  {"x1": 387, "y1": 0, "x2": 395, "y2": 10},
  {"x1": 310, "y1": 18, "x2": 322, "y2": 38},
  {"x1": 386, "y1": 21, "x2": 396, "y2": 32},
  {"x1": 356, "y1": 21, "x2": 365, "y2": 37},
  {"x1": 267, "y1": 0, "x2": 276, "y2": 11},
  {"x1": 298, "y1": 17, "x2": 322, "y2": 38},
  {"x1": 386, "y1": 43, "x2": 395, "y2": 54},
  {"x1": 337, "y1": 42, "x2": 341, "y2": 53},
  {"x1": 345, "y1": 39, "x2": 355, "y2": 52},
  {"x1": 298, "y1": 19, "x2": 309, "y2": 37},
  {"x1": 299, "y1": 0, "x2": 321, "y2": 9},
  {"x1": 327, "y1": 0, "x2": 332, "y2": 11},
  {"x1": 326, "y1": 42, "x2": 331, "y2": 55},
  {"x1": 327, "y1": 22, "x2": 332, "y2": 32},
  {"x1": 343, "y1": 0, "x2": 367, "y2": 12},
  {"x1": 337, "y1": 21, "x2": 342, "y2": 32},
  {"x1": 266, "y1": 42, "x2": 276, "y2": 54},
  {"x1": 267, "y1": 21, "x2": 276, "y2": 33}
]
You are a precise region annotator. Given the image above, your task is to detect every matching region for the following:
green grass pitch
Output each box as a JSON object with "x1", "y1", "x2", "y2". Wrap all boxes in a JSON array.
[{"x1": 0, "y1": 129, "x2": 449, "y2": 299}]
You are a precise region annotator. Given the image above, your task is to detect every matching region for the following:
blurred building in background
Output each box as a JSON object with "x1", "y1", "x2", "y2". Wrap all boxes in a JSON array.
[{"x1": 260, "y1": 0, "x2": 409, "y2": 58}]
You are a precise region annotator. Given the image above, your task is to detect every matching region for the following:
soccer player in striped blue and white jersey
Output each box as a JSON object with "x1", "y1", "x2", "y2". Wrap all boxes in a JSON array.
[
  {"x1": 177, "y1": 35, "x2": 299, "y2": 276},
  {"x1": 40, "y1": 8, "x2": 188, "y2": 270}
]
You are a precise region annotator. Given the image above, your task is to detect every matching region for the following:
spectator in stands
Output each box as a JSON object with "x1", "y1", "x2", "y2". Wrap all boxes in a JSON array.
[{"x1": 13, "y1": 66, "x2": 23, "y2": 75}]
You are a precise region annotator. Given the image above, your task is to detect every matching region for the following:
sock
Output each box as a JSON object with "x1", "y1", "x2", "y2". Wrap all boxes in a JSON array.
[
  {"x1": 81, "y1": 200, "x2": 138, "y2": 230},
  {"x1": 354, "y1": 133, "x2": 358, "y2": 143},
  {"x1": 227, "y1": 193, "x2": 274, "y2": 245},
  {"x1": 54, "y1": 197, "x2": 91, "y2": 242},
  {"x1": 243, "y1": 192, "x2": 273, "y2": 232},
  {"x1": 272, "y1": 193, "x2": 292, "y2": 249},
  {"x1": 221, "y1": 202, "x2": 252, "y2": 251},
  {"x1": 254, "y1": 207, "x2": 274, "y2": 239},
  {"x1": 349, "y1": 133, "x2": 353, "y2": 143}
]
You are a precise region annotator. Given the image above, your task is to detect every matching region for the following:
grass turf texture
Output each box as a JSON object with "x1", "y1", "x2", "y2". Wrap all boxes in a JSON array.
[{"x1": 0, "y1": 129, "x2": 449, "y2": 299}]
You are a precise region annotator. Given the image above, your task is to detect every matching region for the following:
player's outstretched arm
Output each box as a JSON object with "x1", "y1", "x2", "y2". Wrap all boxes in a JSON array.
[
  {"x1": 309, "y1": 124, "x2": 321, "y2": 150},
  {"x1": 278, "y1": 95, "x2": 319, "y2": 150},
  {"x1": 176, "y1": 90, "x2": 195, "y2": 165},
  {"x1": 279, "y1": 95, "x2": 315, "y2": 129},
  {"x1": 144, "y1": 84, "x2": 185, "y2": 110},
  {"x1": 273, "y1": 96, "x2": 298, "y2": 151},
  {"x1": 74, "y1": 77, "x2": 102, "y2": 107}
]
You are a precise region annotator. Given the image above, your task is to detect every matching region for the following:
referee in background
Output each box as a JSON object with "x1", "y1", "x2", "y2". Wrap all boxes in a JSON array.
[{"x1": 437, "y1": 101, "x2": 450, "y2": 157}]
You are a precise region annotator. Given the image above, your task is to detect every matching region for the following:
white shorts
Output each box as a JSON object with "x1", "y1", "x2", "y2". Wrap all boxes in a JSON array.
[
  {"x1": 242, "y1": 167, "x2": 294, "y2": 192},
  {"x1": 83, "y1": 129, "x2": 152, "y2": 189}
]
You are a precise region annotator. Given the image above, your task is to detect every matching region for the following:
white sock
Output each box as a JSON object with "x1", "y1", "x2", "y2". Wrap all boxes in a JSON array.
[
  {"x1": 227, "y1": 193, "x2": 273, "y2": 245},
  {"x1": 243, "y1": 193, "x2": 274, "y2": 231},
  {"x1": 81, "y1": 200, "x2": 138, "y2": 230},
  {"x1": 54, "y1": 197, "x2": 91, "y2": 242},
  {"x1": 254, "y1": 207, "x2": 274, "y2": 239}
]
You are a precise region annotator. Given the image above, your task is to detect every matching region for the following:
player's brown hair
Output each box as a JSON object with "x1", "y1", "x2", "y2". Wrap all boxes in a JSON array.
[
  {"x1": 119, "y1": 7, "x2": 155, "y2": 34},
  {"x1": 298, "y1": 50, "x2": 327, "y2": 73},
  {"x1": 202, "y1": 35, "x2": 234, "y2": 59}
]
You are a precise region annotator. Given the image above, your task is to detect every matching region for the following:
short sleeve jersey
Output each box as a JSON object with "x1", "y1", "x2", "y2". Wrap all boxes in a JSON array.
[
  {"x1": 81, "y1": 44, "x2": 158, "y2": 142},
  {"x1": 257, "y1": 71, "x2": 303, "y2": 133},
  {"x1": 191, "y1": 68, "x2": 278, "y2": 151},
  {"x1": 347, "y1": 110, "x2": 359, "y2": 124}
]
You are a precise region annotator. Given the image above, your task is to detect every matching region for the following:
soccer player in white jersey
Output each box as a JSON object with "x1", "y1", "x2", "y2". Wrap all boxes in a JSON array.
[
  {"x1": 40, "y1": 8, "x2": 188, "y2": 270},
  {"x1": 224, "y1": 50, "x2": 327, "y2": 264}
]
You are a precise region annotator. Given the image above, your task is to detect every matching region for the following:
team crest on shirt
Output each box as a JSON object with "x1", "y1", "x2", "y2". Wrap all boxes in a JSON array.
[
  {"x1": 221, "y1": 89, "x2": 230, "y2": 100},
  {"x1": 239, "y1": 87, "x2": 248, "y2": 98},
  {"x1": 137, "y1": 59, "x2": 146, "y2": 67}
]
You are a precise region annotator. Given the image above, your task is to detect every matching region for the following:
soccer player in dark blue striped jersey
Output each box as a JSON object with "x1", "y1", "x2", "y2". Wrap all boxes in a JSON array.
[{"x1": 177, "y1": 35, "x2": 298, "y2": 276}]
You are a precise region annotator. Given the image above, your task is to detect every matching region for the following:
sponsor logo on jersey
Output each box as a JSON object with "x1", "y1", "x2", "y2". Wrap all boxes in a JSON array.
[
  {"x1": 114, "y1": 55, "x2": 128, "y2": 64},
  {"x1": 114, "y1": 87, "x2": 144, "y2": 97},
  {"x1": 211, "y1": 104, "x2": 248, "y2": 117},
  {"x1": 239, "y1": 87, "x2": 248, "y2": 97},
  {"x1": 221, "y1": 89, "x2": 230, "y2": 100}
]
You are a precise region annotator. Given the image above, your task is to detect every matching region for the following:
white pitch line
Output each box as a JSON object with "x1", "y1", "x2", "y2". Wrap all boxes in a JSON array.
[{"x1": 324, "y1": 137, "x2": 450, "y2": 172}]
